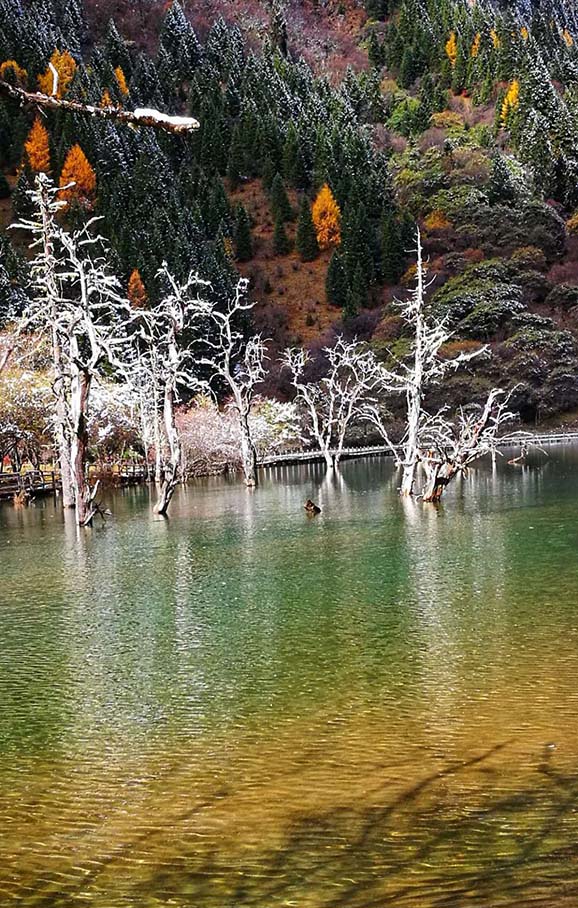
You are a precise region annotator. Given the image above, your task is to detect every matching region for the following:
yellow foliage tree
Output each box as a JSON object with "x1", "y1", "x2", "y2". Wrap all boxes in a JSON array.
[
  {"x1": 501, "y1": 79, "x2": 520, "y2": 126},
  {"x1": 562, "y1": 28, "x2": 574, "y2": 48},
  {"x1": 470, "y1": 33, "x2": 481, "y2": 58},
  {"x1": 312, "y1": 184, "x2": 341, "y2": 250},
  {"x1": 38, "y1": 49, "x2": 77, "y2": 98},
  {"x1": 24, "y1": 117, "x2": 51, "y2": 173},
  {"x1": 520, "y1": 26, "x2": 529, "y2": 41},
  {"x1": 114, "y1": 66, "x2": 129, "y2": 96},
  {"x1": 59, "y1": 144, "x2": 96, "y2": 206},
  {"x1": 0, "y1": 59, "x2": 28, "y2": 85},
  {"x1": 490, "y1": 28, "x2": 501, "y2": 49},
  {"x1": 128, "y1": 269, "x2": 148, "y2": 308},
  {"x1": 100, "y1": 89, "x2": 114, "y2": 108},
  {"x1": 445, "y1": 31, "x2": 458, "y2": 67}
]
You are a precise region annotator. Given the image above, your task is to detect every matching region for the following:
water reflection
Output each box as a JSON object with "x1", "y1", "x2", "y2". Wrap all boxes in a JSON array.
[{"x1": 2, "y1": 448, "x2": 578, "y2": 905}]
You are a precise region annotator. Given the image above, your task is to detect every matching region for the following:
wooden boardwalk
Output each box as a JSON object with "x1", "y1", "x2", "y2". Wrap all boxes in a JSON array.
[
  {"x1": 0, "y1": 464, "x2": 148, "y2": 500},
  {"x1": 0, "y1": 470, "x2": 59, "y2": 500},
  {"x1": 259, "y1": 432, "x2": 578, "y2": 468}
]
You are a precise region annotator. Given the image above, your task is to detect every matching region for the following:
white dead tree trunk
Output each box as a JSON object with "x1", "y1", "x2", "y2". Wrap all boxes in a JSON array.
[
  {"x1": 16, "y1": 174, "x2": 132, "y2": 526},
  {"x1": 364, "y1": 229, "x2": 488, "y2": 496},
  {"x1": 416, "y1": 390, "x2": 517, "y2": 501},
  {"x1": 24, "y1": 175, "x2": 75, "y2": 507},
  {"x1": 130, "y1": 266, "x2": 209, "y2": 515},
  {"x1": 191, "y1": 280, "x2": 267, "y2": 487},
  {"x1": 282, "y1": 338, "x2": 386, "y2": 469}
]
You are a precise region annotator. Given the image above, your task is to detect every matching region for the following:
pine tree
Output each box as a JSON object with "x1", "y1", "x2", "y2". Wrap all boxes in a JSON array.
[
  {"x1": 295, "y1": 196, "x2": 319, "y2": 262},
  {"x1": 344, "y1": 263, "x2": 366, "y2": 319},
  {"x1": 312, "y1": 183, "x2": 341, "y2": 249},
  {"x1": 227, "y1": 125, "x2": 244, "y2": 190},
  {"x1": 234, "y1": 204, "x2": 253, "y2": 262},
  {"x1": 326, "y1": 249, "x2": 347, "y2": 307},
  {"x1": 262, "y1": 157, "x2": 276, "y2": 193},
  {"x1": 128, "y1": 268, "x2": 148, "y2": 308},
  {"x1": 273, "y1": 213, "x2": 291, "y2": 255},
  {"x1": 271, "y1": 172, "x2": 293, "y2": 222},
  {"x1": 59, "y1": 144, "x2": 96, "y2": 206},
  {"x1": 24, "y1": 116, "x2": 51, "y2": 173},
  {"x1": 380, "y1": 211, "x2": 403, "y2": 283}
]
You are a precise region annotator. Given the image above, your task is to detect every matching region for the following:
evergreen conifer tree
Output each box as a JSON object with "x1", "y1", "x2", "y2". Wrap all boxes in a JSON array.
[
  {"x1": 273, "y1": 213, "x2": 291, "y2": 255},
  {"x1": 326, "y1": 249, "x2": 347, "y2": 307},
  {"x1": 295, "y1": 196, "x2": 319, "y2": 262},
  {"x1": 234, "y1": 204, "x2": 253, "y2": 262},
  {"x1": 271, "y1": 172, "x2": 293, "y2": 222}
]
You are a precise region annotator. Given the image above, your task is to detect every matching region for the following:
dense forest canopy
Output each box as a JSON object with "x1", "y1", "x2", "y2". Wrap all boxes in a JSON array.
[{"x1": 3, "y1": 0, "x2": 578, "y2": 427}]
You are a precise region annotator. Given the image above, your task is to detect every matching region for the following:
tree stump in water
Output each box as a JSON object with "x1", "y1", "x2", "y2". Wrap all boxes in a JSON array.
[{"x1": 304, "y1": 499, "x2": 321, "y2": 515}]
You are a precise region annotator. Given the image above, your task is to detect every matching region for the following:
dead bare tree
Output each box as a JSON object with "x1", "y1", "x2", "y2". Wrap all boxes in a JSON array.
[
  {"x1": 190, "y1": 280, "x2": 267, "y2": 487},
  {"x1": 16, "y1": 174, "x2": 133, "y2": 525},
  {"x1": 282, "y1": 338, "x2": 386, "y2": 469},
  {"x1": 414, "y1": 390, "x2": 517, "y2": 501},
  {"x1": 365, "y1": 230, "x2": 489, "y2": 496},
  {"x1": 130, "y1": 266, "x2": 208, "y2": 515}
]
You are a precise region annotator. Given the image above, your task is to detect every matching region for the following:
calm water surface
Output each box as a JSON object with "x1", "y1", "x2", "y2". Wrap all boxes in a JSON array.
[{"x1": 2, "y1": 450, "x2": 578, "y2": 907}]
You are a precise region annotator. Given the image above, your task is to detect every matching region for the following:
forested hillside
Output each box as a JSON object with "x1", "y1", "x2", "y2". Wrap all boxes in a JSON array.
[{"x1": 3, "y1": 0, "x2": 578, "y2": 429}]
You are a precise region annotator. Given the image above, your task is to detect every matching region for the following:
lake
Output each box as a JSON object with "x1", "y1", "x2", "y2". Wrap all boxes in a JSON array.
[{"x1": 2, "y1": 449, "x2": 578, "y2": 907}]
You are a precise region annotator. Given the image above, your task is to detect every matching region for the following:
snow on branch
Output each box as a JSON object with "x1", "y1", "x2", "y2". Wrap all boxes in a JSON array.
[{"x1": 0, "y1": 79, "x2": 200, "y2": 134}]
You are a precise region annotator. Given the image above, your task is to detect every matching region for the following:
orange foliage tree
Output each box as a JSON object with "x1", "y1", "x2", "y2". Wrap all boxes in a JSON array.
[
  {"x1": 24, "y1": 117, "x2": 51, "y2": 173},
  {"x1": 38, "y1": 50, "x2": 76, "y2": 98},
  {"x1": 114, "y1": 66, "x2": 129, "y2": 96},
  {"x1": 501, "y1": 79, "x2": 519, "y2": 126},
  {"x1": 59, "y1": 144, "x2": 96, "y2": 205},
  {"x1": 0, "y1": 60, "x2": 28, "y2": 85},
  {"x1": 128, "y1": 269, "x2": 148, "y2": 308},
  {"x1": 312, "y1": 184, "x2": 341, "y2": 250},
  {"x1": 445, "y1": 31, "x2": 458, "y2": 67}
]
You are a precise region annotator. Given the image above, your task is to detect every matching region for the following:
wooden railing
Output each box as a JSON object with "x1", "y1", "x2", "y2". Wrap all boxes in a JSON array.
[
  {"x1": 0, "y1": 470, "x2": 60, "y2": 499},
  {"x1": 259, "y1": 432, "x2": 578, "y2": 468}
]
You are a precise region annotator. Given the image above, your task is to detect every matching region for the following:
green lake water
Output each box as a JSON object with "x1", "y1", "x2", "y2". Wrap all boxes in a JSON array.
[{"x1": 2, "y1": 449, "x2": 578, "y2": 907}]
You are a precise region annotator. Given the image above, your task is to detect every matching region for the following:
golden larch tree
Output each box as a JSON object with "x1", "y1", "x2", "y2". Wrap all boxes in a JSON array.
[
  {"x1": 128, "y1": 269, "x2": 148, "y2": 309},
  {"x1": 38, "y1": 50, "x2": 77, "y2": 98},
  {"x1": 24, "y1": 116, "x2": 51, "y2": 173},
  {"x1": 470, "y1": 33, "x2": 481, "y2": 58},
  {"x1": 0, "y1": 60, "x2": 28, "y2": 85},
  {"x1": 100, "y1": 89, "x2": 114, "y2": 108},
  {"x1": 562, "y1": 28, "x2": 574, "y2": 48},
  {"x1": 520, "y1": 26, "x2": 529, "y2": 41},
  {"x1": 490, "y1": 28, "x2": 501, "y2": 49},
  {"x1": 445, "y1": 31, "x2": 458, "y2": 67},
  {"x1": 59, "y1": 144, "x2": 96, "y2": 205},
  {"x1": 114, "y1": 66, "x2": 129, "y2": 96},
  {"x1": 312, "y1": 184, "x2": 341, "y2": 250},
  {"x1": 501, "y1": 79, "x2": 519, "y2": 126}
]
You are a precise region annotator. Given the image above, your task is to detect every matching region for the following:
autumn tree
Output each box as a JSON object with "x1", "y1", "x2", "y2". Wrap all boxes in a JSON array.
[
  {"x1": 0, "y1": 60, "x2": 27, "y2": 86},
  {"x1": 24, "y1": 116, "x2": 51, "y2": 173},
  {"x1": 128, "y1": 269, "x2": 148, "y2": 309},
  {"x1": 445, "y1": 31, "x2": 458, "y2": 67},
  {"x1": 312, "y1": 183, "x2": 341, "y2": 250},
  {"x1": 501, "y1": 79, "x2": 520, "y2": 126},
  {"x1": 114, "y1": 66, "x2": 129, "y2": 97},
  {"x1": 59, "y1": 144, "x2": 96, "y2": 206},
  {"x1": 38, "y1": 50, "x2": 77, "y2": 97}
]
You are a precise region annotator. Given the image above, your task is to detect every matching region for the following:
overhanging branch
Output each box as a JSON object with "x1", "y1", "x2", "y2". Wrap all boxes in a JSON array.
[{"x1": 0, "y1": 79, "x2": 200, "y2": 134}]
